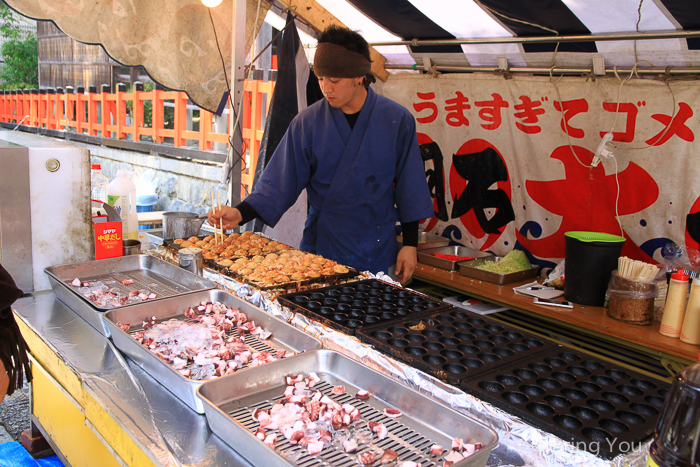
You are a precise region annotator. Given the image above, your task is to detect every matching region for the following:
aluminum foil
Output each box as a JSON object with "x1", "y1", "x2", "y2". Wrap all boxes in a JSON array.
[
  {"x1": 198, "y1": 267, "x2": 651, "y2": 467},
  {"x1": 143, "y1": 242, "x2": 651, "y2": 466}
]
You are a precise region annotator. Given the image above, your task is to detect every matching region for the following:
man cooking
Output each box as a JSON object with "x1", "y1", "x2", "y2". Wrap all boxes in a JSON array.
[{"x1": 209, "y1": 25, "x2": 433, "y2": 283}]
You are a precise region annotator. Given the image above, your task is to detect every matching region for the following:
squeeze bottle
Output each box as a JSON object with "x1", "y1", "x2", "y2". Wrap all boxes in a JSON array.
[
  {"x1": 659, "y1": 271, "x2": 689, "y2": 338},
  {"x1": 107, "y1": 170, "x2": 139, "y2": 240},
  {"x1": 90, "y1": 164, "x2": 109, "y2": 203},
  {"x1": 680, "y1": 278, "x2": 700, "y2": 344}
]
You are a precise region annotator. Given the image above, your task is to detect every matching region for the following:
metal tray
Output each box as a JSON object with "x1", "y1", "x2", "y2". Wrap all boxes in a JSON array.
[
  {"x1": 103, "y1": 290, "x2": 322, "y2": 413},
  {"x1": 398, "y1": 232, "x2": 450, "y2": 250},
  {"x1": 197, "y1": 349, "x2": 498, "y2": 467},
  {"x1": 458, "y1": 257, "x2": 538, "y2": 285},
  {"x1": 45, "y1": 255, "x2": 218, "y2": 337},
  {"x1": 419, "y1": 246, "x2": 494, "y2": 271}
]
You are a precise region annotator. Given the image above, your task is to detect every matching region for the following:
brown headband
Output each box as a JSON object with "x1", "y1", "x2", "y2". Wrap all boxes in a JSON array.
[{"x1": 314, "y1": 42, "x2": 371, "y2": 78}]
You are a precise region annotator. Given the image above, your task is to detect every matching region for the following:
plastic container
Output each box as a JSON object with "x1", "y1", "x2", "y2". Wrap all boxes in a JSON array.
[
  {"x1": 107, "y1": 170, "x2": 139, "y2": 240},
  {"x1": 680, "y1": 277, "x2": 700, "y2": 344},
  {"x1": 90, "y1": 164, "x2": 109, "y2": 203},
  {"x1": 648, "y1": 361, "x2": 700, "y2": 466},
  {"x1": 659, "y1": 271, "x2": 689, "y2": 338},
  {"x1": 606, "y1": 270, "x2": 658, "y2": 325},
  {"x1": 136, "y1": 194, "x2": 158, "y2": 230},
  {"x1": 564, "y1": 231, "x2": 625, "y2": 306}
]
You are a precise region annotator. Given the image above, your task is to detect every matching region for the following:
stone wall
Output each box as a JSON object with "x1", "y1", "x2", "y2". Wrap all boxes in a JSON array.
[{"x1": 79, "y1": 143, "x2": 230, "y2": 214}]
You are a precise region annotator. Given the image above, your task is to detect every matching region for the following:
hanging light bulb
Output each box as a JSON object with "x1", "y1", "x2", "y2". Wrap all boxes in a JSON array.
[{"x1": 201, "y1": 0, "x2": 223, "y2": 7}]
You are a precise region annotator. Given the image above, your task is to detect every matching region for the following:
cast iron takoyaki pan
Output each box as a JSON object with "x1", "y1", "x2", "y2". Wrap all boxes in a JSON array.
[
  {"x1": 461, "y1": 347, "x2": 670, "y2": 459},
  {"x1": 278, "y1": 279, "x2": 451, "y2": 335},
  {"x1": 357, "y1": 308, "x2": 556, "y2": 385}
]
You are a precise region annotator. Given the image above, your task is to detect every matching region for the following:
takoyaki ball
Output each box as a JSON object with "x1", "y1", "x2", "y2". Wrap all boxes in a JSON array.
[
  {"x1": 255, "y1": 266, "x2": 269, "y2": 275},
  {"x1": 249, "y1": 233, "x2": 261, "y2": 240},
  {"x1": 308, "y1": 263, "x2": 323, "y2": 271},
  {"x1": 234, "y1": 249, "x2": 248, "y2": 257},
  {"x1": 195, "y1": 240, "x2": 207, "y2": 248},
  {"x1": 203, "y1": 235, "x2": 214, "y2": 242},
  {"x1": 278, "y1": 252, "x2": 291, "y2": 260},
  {"x1": 262, "y1": 244, "x2": 277, "y2": 252},
  {"x1": 276, "y1": 274, "x2": 290, "y2": 283},
  {"x1": 241, "y1": 231, "x2": 253, "y2": 238},
  {"x1": 276, "y1": 244, "x2": 291, "y2": 251},
  {"x1": 187, "y1": 236, "x2": 200, "y2": 243},
  {"x1": 252, "y1": 255, "x2": 265, "y2": 263},
  {"x1": 212, "y1": 244, "x2": 226, "y2": 254},
  {"x1": 180, "y1": 241, "x2": 194, "y2": 248},
  {"x1": 203, "y1": 250, "x2": 217, "y2": 260},
  {"x1": 173, "y1": 238, "x2": 185, "y2": 244},
  {"x1": 217, "y1": 259, "x2": 234, "y2": 267},
  {"x1": 281, "y1": 267, "x2": 295, "y2": 275},
  {"x1": 219, "y1": 250, "x2": 234, "y2": 259},
  {"x1": 321, "y1": 267, "x2": 334, "y2": 275},
  {"x1": 333, "y1": 264, "x2": 349, "y2": 274},
  {"x1": 202, "y1": 243, "x2": 213, "y2": 251},
  {"x1": 290, "y1": 272, "x2": 306, "y2": 281},
  {"x1": 290, "y1": 250, "x2": 304, "y2": 257},
  {"x1": 265, "y1": 253, "x2": 279, "y2": 261},
  {"x1": 258, "y1": 277, "x2": 276, "y2": 287},
  {"x1": 234, "y1": 257, "x2": 248, "y2": 264},
  {"x1": 228, "y1": 233, "x2": 241, "y2": 240},
  {"x1": 248, "y1": 272, "x2": 264, "y2": 282},
  {"x1": 264, "y1": 270, "x2": 279, "y2": 278},
  {"x1": 294, "y1": 265, "x2": 308, "y2": 273},
  {"x1": 248, "y1": 248, "x2": 263, "y2": 256},
  {"x1": 229, "y1": 263, "x2": 244, "y2": 272},
  {"x1": 239, "y1": 268, "x2": 254, "y2": 276},
  {"x1": 306, "y1": 270, "x2": 321, "y2": 279}
]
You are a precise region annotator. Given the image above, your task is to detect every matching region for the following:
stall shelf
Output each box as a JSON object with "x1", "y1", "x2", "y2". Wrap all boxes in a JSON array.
[{"x1": 412, "y1": 264, "x2": 696, "y2": 381}]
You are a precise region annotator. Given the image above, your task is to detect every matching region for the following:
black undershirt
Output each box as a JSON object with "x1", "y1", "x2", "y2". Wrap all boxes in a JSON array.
[{"x1": 233, "y1": 110, "x2": 420, "y2": 248}]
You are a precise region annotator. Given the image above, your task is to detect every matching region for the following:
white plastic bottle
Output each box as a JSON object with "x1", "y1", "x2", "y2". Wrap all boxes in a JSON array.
[
  {"x1": 90, "y1": 164, "x2": 109, "y2": 203},
  {"x1": 107, "y1": 170, "x2": 139, "y2": 240}
]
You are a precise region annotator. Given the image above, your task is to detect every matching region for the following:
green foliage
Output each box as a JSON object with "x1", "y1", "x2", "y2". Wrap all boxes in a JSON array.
[
  {"x1": 0, "y1": 36, "x2": 37, "y2": 87},
  {"x1": 0, "y1": 4, "x2": 38, "y2": 87}
]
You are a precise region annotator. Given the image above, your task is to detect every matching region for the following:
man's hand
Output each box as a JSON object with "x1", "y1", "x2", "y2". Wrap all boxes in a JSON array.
[
  {"x1": 208, "y1": 206, "x2": 243, "y2": 230},
  {"x1": 0, "y1": 359, "x2": 8, "y2": 404},
  {"x1": 395, "y1": 246, "x2": 418, "y2": 284}
]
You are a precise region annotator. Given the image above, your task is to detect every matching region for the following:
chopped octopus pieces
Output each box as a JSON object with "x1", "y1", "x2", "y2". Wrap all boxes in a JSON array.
[
  {"x1": 71, "y1": 278, "x2": 81, "y2": 287},
  {"x1": 380, "y1": 448, "x2": 398, "y2": 464},
  {"x1": 255, "y1": 428, "x2": 265, "y2": 440},
  {"x1": 430, "y1": 444, "x2": 444, "y2": 456},
  {"x1": 444, "y1": 450, "x2": 464, "y2": 465},
  {"x1": 263, "y1": 434, "x2": 277, "y2": 448},
  {"x1": 122, "y1": 279, "x2": 134, "y2": 285},
  {"x1": 116, "y1": 322, "x2": 130, "y2": 332},
  {"x1": 383, "y1": 408, "x2": 402, "y2": 418},
  {"x1": 358, "y1": 451, "x2": 376, "y2": 465},
  {"x1": 400, "y1": 463, "x2": 419, "y2": 467},
  {"x1": 331, "y1": 385, "x2": 345, "y2": 394},
  {"x1": 355, "y1": 389, "x2": 370, "y2": 400},
  {"x1": 451, "y1": 437, "x2": 463, "y2": 451},
  {"x1": 307, "y1": 440, "x2": 324, "y2": 455}
]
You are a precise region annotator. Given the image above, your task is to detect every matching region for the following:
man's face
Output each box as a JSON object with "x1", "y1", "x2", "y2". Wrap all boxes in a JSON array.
[{"x1": 318, "y1": 76, "x2": 364, "y2": 113}]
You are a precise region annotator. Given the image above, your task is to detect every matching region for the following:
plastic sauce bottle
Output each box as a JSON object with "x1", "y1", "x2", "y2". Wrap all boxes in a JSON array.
[
  {"x1": 648, "y1": 360, "x2": 700, "y2": 466},
  {"x1": 680, "y1": 278, "x2": 700, "y2": 344},
  {"x1": 659, "y1": 271, "x2": 689, "y2": 338},
  {"x1": 90, "y1": 164, "x2": 109, "y2": 203},
  {"x1": 107, "y1": 170, "x2": 139, "y2": 240}
]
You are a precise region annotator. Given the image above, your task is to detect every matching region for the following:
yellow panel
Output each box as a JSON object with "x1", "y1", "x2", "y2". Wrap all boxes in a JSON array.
[
  {"x1": 83, "y1": 392, "x2": 159, "y2": 467},
  {"x1": 14, "y1": 312, "x2": 85, "y2": 406},
  {"x1": 33, "y1": 362, "x2": 123, "y2": 467}
]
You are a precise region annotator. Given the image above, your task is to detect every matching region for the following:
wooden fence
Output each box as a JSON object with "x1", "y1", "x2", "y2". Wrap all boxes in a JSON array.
[{"x1": 0, "y1": 80, "x2": 276, "y2": 198}]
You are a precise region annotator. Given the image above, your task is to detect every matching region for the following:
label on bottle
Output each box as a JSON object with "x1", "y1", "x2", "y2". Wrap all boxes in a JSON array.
[{"x1": 647, "y1": 456, "x2": 661, "y2": 467}]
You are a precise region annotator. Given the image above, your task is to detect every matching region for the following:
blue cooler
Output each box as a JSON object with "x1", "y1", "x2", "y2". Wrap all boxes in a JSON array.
[{"x1": 136, "y1": 194, "x2": 158, "y2": 230}]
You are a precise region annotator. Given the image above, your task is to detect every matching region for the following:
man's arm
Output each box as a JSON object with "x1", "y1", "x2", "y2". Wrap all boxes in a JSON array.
[{"x1": 395, "y1": 220, "x2": 419, "y2": 283}]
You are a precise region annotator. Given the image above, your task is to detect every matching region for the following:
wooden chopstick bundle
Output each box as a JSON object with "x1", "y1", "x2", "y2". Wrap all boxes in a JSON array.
[{"x1": 618, "y1": 256, "x2": 659, "y2": 283}]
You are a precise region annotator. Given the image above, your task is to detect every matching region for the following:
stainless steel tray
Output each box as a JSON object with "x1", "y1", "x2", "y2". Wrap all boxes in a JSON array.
[
  {"x1": 458, "y1": 256, "x2": 538, "y2": 285},
  {"x1": 418, "y1": 246, "x2": 493, "y2": 271},
  {"x1": 104, "y1": 290, "x2": 322, "y2": 413},
  {"x1": 45, "y1": 255, "x2": 219, "y2": 337},
  {"x1": 197, "y1": 349, "x2": 498, "y2": 467},
  {"x1": 398, "y1": 232, "x2": 450, "y2": 250}
]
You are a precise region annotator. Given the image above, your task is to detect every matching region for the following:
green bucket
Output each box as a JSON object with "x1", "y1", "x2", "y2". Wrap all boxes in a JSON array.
[{"x1": 564, "y1": 231, "x2": 626, "y2": 306}]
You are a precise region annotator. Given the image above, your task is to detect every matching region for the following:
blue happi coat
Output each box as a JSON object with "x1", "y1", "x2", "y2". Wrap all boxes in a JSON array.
[{"x1": 246, "y1": 87, "x2": 434, "y2": 273}]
